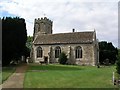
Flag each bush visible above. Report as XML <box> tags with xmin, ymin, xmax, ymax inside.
<box><xmin>116</xmin><ymin>54</ymin><xmax>120</xmax><ymax>74</ymax></box>
<box><xmin>58</xmin><ymin>52</ymin><xmax>68</xmax><ymax>65</ymax></box>
<box><xmin>116</xmin><ymin>61</ymin><xmax>120</xmax><ymax>74</ymax></box>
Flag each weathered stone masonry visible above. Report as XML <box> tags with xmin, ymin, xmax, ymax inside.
<box><xmin>31</xmin><ymin>17</ymin><xmax>99</xmax><ymax>66</ymax></box>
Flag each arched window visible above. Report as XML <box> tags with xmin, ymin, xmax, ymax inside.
<box><xmin>37</xmin><ymin>47</ymin><xmax>43</xmax><ymax>58</ymax></box>
<box><xmin>75</xmin><ymin>46</ymin><xmax>82</xmax><ymax>58</ymax></box>
<box><xmin>55</xmin><ymin>46</ymin><xmax>61</xmax><ymax>58</ymax></box>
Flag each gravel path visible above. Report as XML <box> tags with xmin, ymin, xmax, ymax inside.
<box><xmin>2</xmin><ymin>63</ymin><xmax>28</xmax><ymax>89</ymax></box>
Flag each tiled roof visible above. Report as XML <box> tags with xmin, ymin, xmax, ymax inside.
<box><xmin>34</xmin><ymin>31</ymin><xmax>94</xmax><ymax>45</ymax></box>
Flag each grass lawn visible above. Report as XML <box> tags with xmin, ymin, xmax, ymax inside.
<box><xmin>24</xmin><ymin>64</ymin><xmax>117</xmax><ymax>88</ymax></box>
<box><xmin>0</xmin><ymin>69</ymin><xmax>1</xmax><ymax>84</ymax></box>
<box><xmin>2</xmin><ymin>66</ymin><xmax>16</xmax><ymax>84</ymax></box>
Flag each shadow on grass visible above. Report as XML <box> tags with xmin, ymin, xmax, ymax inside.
<box><xmin>28</xmin><ymin>64</ymin><xmax>83</xmax><ymax>71</ymax></box>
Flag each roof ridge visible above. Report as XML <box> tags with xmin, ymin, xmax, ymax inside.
<box><xmin>52</xmin><ymin>31</ymin><xmax>94</xmax><ymax>35</ymax></box>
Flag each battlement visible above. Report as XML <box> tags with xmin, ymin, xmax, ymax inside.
<box><xmin>33</xmin><ymin>17</ymin><xmax>53</xmax><ymax>38</ymax></box>
<box><xmin>35</xmin><ymin>17</ymin><xmax>52</xmax><ymax>25</ymax></box>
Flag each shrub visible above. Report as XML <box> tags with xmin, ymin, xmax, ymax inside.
<box><xmin>116</xmin><ymin>54</ymin><xmax>120</xmax><ymax>74</ymax></box>
<box><xmin>58</xmin><ymin>52</ymin><xmax>68</xmax><ymax>65</ymax></box>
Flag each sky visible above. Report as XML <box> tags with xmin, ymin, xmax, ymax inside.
<box><xmin>0</xmin><ymin>0</ymin><xmax>119</xmax><ymax>47</ymax></box>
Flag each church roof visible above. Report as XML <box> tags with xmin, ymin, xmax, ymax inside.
<box><xmin>33</xmin><ymin>31</ymin><xmax>95</xmax><ymax>45</ymax></box>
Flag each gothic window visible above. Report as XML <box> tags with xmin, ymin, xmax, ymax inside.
<box><xmin>37</xmin><ymin>47</ymin><xmax>43</xmax><ymax>58</ymax></box>
<box><xmin>55</xmin><ymin>46</ymin><xmax>61</xmax><ymax>58</ymax></box>
<box><xmin>75</xmin><ymin>46</ymin><xmax>82</xmax><ymax>58</ymax></box>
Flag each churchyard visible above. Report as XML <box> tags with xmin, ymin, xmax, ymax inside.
<box><xmin>2</xmin><ymin>66</ymin><xmax>16</xmax><ymax>84</ymax></box>
<box><xmin>2</xmin><ymin>63</ymin><xmax>119</xmax><ymax>88</ymax></box>
<box><xmin>23</xmin><ymin>64</ymin><xmax>117</xmax><ymax>88</ymax></box>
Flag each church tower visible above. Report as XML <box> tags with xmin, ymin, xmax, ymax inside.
<box><xmin>33</xmin><ymin>17</ymin><xmax>53</xmax><ymax>39</ymax></box>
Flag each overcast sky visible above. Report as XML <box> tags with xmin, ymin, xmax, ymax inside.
<box><xmin>0</xmin><ymin>0</ymin><xmax>119</xmax><ymax>47</ymax></box>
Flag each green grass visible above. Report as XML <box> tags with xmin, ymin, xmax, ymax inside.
<box><xmin>0</xmin><ymin>69</ymin><xmax>2</xmax><ymax>84</ymax></box>
<box><xmin>24</xmin><ymin>64</ymin><xmax>117</xmax><ymax>88</ymax></box>
<box><xmin>2</xmin><ymin>66</ymin><xmax>16</xmax><ymax>84</ymax></box>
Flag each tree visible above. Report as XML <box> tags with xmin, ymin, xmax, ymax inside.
<box><xmin>25</xmin><ymin>36</ymin><xmax>33</xmax><ymax>58</ymax></box>
<box><xmin>99</xmin><ymin>41</ymin><xmax>118</xmax><ymax>65</ymax></box>
<box><xmin>2</xmin><ymin>17</ymin><xmax>27</xmax><ymax>66</ymax></box>
<box><xmin>58</xmin><ymin>52</ymin><xmax>68</xmax><ymax>65</ymax></box>
<box><xmin>26</xmin><ymin>36</ymin><xmax>33</xmax><ymax>50</ymax></box>
<box><xmin>116</xmin><ymin>49</ymin><xmax>120</xmax><ymax>74</ymax></box>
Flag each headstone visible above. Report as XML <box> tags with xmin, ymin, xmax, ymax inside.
<box><xmin>21</xmin><ymin>56</ymin><xmax>25</xmax><ymax>62</ymax></box>
<box><xmin>26</xmin><ymin>57</ymin><xmax>29</xmax><ymax>64</ymax></box>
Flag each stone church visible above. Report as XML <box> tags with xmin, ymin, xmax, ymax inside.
<box><xmin>31</xmin><ymin>17</ymin><xmax>99</xmax><ymax>66</ymax></box>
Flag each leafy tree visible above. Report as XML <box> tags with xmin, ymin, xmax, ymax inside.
<box><xmin>26</xmin><ymin>36</ymin><xmax>33</xmax><ymax>50</ymax></box>
<box><xmin>58</xmin><ymin>52</ymin><xmax>68</xmax><ymax>65</ymax></box>
<box><xmin>116</xmin><ymin>49</ymin><xmax>120</xmax><ymax>74</ymax></box>
<box><xmin>99</xmin><ymin>41</ymin><xmax>118</xmax><ymax>65</ymax></box>
<box><xmin>2</xmin><ymin>17</ymin><xmax>27</xmax><ymax>66</ymax></box>
<box><xmin>25</xmin><ymin>36</ymin><xmax>33</xmax><ymax>58</ymax></box>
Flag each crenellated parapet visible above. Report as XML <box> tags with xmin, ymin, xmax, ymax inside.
<box><xmin>33</xmin><ymin>17</ymin><xmax>53</xmax><ymax>40</ymax></box>
<box><xmin>35</xmin><ymin>17</ymin><xmax>52</xmax><ymax>25</ymax></box>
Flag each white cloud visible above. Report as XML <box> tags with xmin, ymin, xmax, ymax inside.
<box><xmin>0</xmin><ymin>0</ymin><xmax>118</xmax><ymax>47</ymax></box>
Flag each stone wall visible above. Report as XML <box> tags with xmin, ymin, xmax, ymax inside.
<box><xmin>32</xmin><ymin>43</ymin><xmax>97</xmax><ymax>66</ymax></box>
<box><xmin>33</xmin><ymin>17</ymin><xmax>53</xmax><ymax>38</ymax></box>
